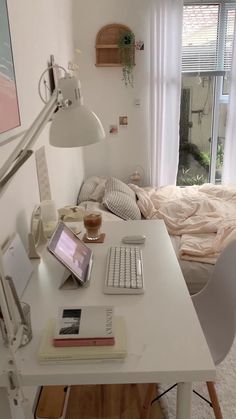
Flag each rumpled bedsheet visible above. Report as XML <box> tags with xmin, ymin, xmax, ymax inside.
<box><xmin>129</xmin><ymin>183</ymin><xmax>236</xmax><ymax>264</ymax></box>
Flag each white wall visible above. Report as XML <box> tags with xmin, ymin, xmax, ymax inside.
<box><xmin>73</xmin><ymin>0</ymin><xmax>150</xmax><ymax>185</ymax></box>
<box><xmin>0</xmin><ymin>0</ymin><xmax>84</xmax><ymax>249</ymax></box>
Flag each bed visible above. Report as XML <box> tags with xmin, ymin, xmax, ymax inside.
<box><xmin>60</xmin><ymin>176</ymin><xmax>236</xmax><ymax>295</ymax></box>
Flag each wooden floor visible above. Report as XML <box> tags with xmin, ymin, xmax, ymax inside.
<box><xmin>65</xmin><ymin>384</ymin><xmax>165</xmax><ymax>419</ymax></box>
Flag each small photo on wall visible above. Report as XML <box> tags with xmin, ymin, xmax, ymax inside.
<box><xmin>109</xmin><ymin>125</ymin><xmax>118</xmax><ymax>135</ymax></box>
<box><xmin>136</xmin><ymin>41</ymin><xmax>144</xmax><ymax>51</ymax></box>
<box><xmin>119</xmin><ymin>116</ymin><xmax>128</xmax><ymax>126</ymax></box>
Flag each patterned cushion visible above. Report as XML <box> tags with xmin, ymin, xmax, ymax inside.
<box><xmin>89</xmin><ymin>178</ymin><xmax>107</xmax><ymax>202</ymax></box>
<box><xmin>77</xmin><ymin>176</ymin><xmax>107</xmax><ymax>204</ymax></box>
<box><xmin>103</xmin><ymin>178</ymin><xmax>141</xmax><ymax>220</ymax></box>
<box><xmin>103</xmin><ymin>191</ymin><xmax>141</xmax><ymax>220</ymax></box>
<box><xmin>105</xmin><ymin>177</ymin><xmax>135</xmax><ymax>199</ymax></box>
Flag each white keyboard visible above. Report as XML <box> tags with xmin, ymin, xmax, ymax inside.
<box><xmin>104</xmin><ymin>246</ymin><xmax>144</xmax><ymax>294</ymax></box>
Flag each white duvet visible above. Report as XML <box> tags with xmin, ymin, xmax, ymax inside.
<box><xmin>129</xmin><ymin>183</ymin><xmax>236</xmax><ymax>264</ymax></box>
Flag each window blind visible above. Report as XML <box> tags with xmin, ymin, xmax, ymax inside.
<box><xmin>224</xmin><ymin>5</ymin><xmax>236</xmax><ymax>70</ymax></box>
<box><xmin>182</xmin><ymin>2</ymin><xmax>236</xmax><ymax>73</ymax></box>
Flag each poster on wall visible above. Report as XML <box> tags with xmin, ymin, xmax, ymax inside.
<box><xmin>0</xmin><ymin>0</ymin><xmax>20</xmax><ymax>135</ymax></box>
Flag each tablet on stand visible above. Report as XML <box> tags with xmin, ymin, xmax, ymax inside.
<box><xmin>48</xmin><ymin>222</ymin><xmax>93</xmax><ymax>290</ymax></box>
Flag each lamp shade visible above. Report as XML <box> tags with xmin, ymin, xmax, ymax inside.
<box><xmin>49</xmin><ymin>105</ymin><xmax>105</xmax><ymax>147</ymax></box>
<box><xmin>49</xmin><ymin>75</ymin><xmax>105</xmax><ymax>147</ymax></box>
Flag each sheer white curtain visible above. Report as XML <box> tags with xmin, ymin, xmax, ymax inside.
<box><xmin>149</xmin><ymin>0</ymin><xmax>183</xmax><ymax>187</ymax></box>
<box><xmin>222</xmin><ymin>25</ymin><xmax>236</xmax><ymax>185</ymax></box>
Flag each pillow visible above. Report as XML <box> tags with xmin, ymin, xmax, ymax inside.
<box><xmin>103</xmin><ymin>191</ymin><xmax>141</xmax><ymax>220</ymax></box>
<box><xmin>89</xmin><ymin>178</ymin><xmax>107</xmax><ymax>202</ymax></box>
<box><xmin>105</xmin><ymin>177</ymin><xmax>135</xmax><ymax>198</ymax></box>
<box><xmin>103</xmin><ymin>178</ymin><xmax>141</xmax><ymax>220</ymax></box>
<box><xmin>77</xmin><ymin>176</ymin><xmax>107</xmax><ymax>204</ymax></box>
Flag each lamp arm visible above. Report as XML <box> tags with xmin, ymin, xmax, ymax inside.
<box><xmin>0</xmin><ymin>151</ymin><xmax>33</xmax><ymax>190</ymax></box>
<box><xmin>0</xmin><ymin>90</ymin><xmax>58</xmax><ymax>187</ymax></box>
<box><xmin>0</xmin><ymin>252</ymin><xmax>15</xmax><ymax>344</ymax></box>
<box><xmin>0</xmin><ymin>90</ymin><xmax>58</xmax><ymax>346</ymax></box>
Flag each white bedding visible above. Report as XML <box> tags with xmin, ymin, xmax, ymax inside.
<box><xmin>170</xmin><ymin>236</ymin><xmax>213</xmax><ymax>294</ymax></box>
<box><xmin>129</xmin><ymin>183</ymin><xmax>236</xmax><ymax>264</ymax></box>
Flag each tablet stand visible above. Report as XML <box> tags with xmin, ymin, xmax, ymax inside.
<box><xmin>59</xmin><ymin>257</ymin><xmax>93</xmax><ymax>290</ymax></box>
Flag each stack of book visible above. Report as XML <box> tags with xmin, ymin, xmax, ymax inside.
<box><xmin>38</xmin><ymin>306</ymin><xmax>127</xmax><ymax>363</ymax></box>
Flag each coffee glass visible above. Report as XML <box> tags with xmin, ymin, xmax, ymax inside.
<box><xmin>83</xmin><ymin>210</ymin><xmax>102</xmax><ymax>240</ymax></box>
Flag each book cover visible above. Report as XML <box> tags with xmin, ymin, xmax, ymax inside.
<box><xmin>38</xmin><ymin>316</ymin><xmax>126</xmax><ymax>363</ymax></box>
<box><xmin>54</xmin><ymin>306</ymin><xmax>114</xmax><ymax>340</ymax></box>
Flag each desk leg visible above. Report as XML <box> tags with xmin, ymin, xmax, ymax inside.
<box><xmin>0</xmin><ymin>387</ymin><xmax>13</xmax><ymax>419</ymax></box>
<box><xmin>0</xmin><ymin>387</ymin><xmax>34</xmax><ymax>419</ymax></box>
<box><xmin>176</xmin><ymin>382</ymin><xmax>192</xmax><ymax>419</ymax></box>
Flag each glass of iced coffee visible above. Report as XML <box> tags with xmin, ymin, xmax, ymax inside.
<box><xmin>83</xmin><ymin>210</ymin><xmax>102</xmax><ymax>240</ymax></box>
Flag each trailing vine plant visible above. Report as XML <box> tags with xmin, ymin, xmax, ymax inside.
<box><xmin>118</xmin><ymin>30</ymin><xmax>135</xmax><ymax>87</ymax></box>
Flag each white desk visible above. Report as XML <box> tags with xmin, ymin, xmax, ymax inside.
<box><xmin>0</xmin><ymin>220</ymin><xmax>215</xmax><ymax>419</ymax></box>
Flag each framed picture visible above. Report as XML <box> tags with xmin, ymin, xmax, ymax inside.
<box><xmin>109</xmin><ymin>125</ymin><xmax>118</xmax><ymax>135</ymax></box>
<box><xmin>0</xmin><ymin>0</ymin><xmax>20</xmax><ymax>135</ymax></box>
<box><xmin>119</xmin><ymin>116</ymin><xmax>128</xmax><ymax>126</ymax></box>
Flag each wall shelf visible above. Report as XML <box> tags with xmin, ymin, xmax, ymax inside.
<box><xmin>96</xmin><ymin>63</ymin><xmax>122</xmax><ymax>67</ymax></box>
<box><xmin>95</xmin><ymin>24</ymin><xmax>135</xmax><ymax>67</ymax></box>
<box><xmin>96</xmin><ymin>44</ymin><xmax>118</xmax><ymax>49</ymax></box>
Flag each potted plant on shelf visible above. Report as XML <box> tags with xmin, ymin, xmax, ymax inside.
<box><xmin>118</xmin><ymin>30</ymin><xmax>135</xmax><ymax>87</ymax></box>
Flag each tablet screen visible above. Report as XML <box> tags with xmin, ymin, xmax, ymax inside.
<box><xmin>48</xmin><ymin>222</ymin><xmax>92</xmax><ymax>283</ymax></box>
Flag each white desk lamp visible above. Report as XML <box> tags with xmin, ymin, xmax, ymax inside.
<box><xmin>0</xmin><ymin>65</ymin><xmax>105</xmax><ymax>418</ymax></box>
<box><xmin>0</xmin><ymin>66</ymin><xmax>105</xmax><ymax>190</ymax></box>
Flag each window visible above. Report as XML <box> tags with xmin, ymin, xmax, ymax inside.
<box><xmin>177</xmin><ymin>1</ymin><xmax>236</xmax><ymax>186</ymax></box>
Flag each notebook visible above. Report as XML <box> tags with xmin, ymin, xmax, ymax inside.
<box><xmin>38</xmin><ymin>316</ymin><xmax>127</xmax><ymax>364</ymax></box>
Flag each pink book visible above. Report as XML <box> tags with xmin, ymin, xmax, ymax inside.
<box><xmin>53</xmin><ymin>336</ymin><xmax>115</xmax><ymax>347</ymax></box>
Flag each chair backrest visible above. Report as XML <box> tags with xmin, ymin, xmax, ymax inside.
<box><xmin>192</xmin><ymin>239</ymin><xmax>236</xmax><ymax>365</ymax></box>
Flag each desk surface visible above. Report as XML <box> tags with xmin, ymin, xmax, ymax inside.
<box><xmin>0</xmin><ymin>220</ymin><xmax>215</xmax><ymax>387</ymax></box>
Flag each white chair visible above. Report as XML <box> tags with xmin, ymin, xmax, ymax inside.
<box><xmin>145</xmin><ymin>239</ymin><xmax>236</xmax><ymax>419</ymax></box>
<box><xmin>190</xmin><ymin>238</ymin><xmax>236</xmax><ymax>419</ymax></box>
